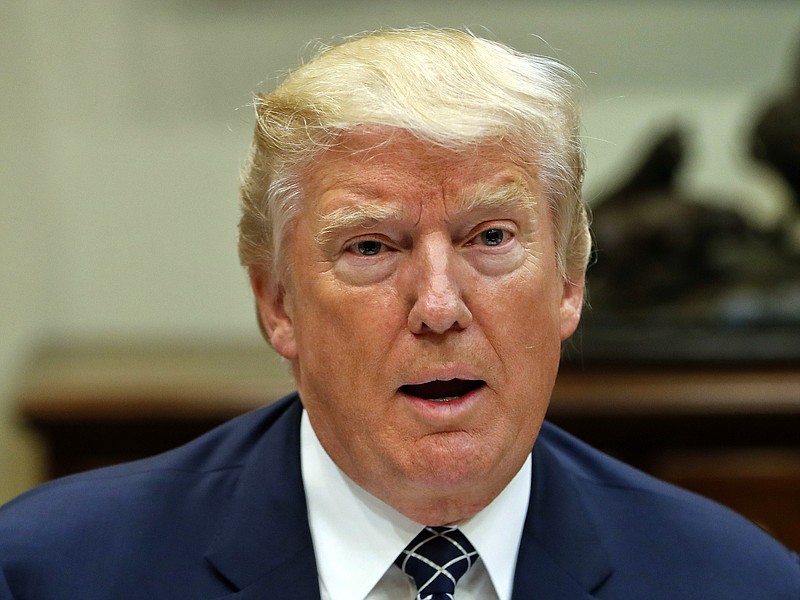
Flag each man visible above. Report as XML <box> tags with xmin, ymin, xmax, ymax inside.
<box><xmin>1</xmin><ymin>28</ymin><xmax>798</xmax><ymax>599</ymax></box>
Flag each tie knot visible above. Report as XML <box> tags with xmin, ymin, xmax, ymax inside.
<box><xmin>395</xmin><ymin>526</ymin><xmax>480</xmax><ymax>600</ymax></box>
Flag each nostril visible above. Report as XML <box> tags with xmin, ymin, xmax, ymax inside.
<box><xmin>408</xmin><ymin>293</ymin><xmax>473</xmax><ymax>335</ymax></box>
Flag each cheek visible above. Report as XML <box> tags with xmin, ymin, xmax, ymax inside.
<box><xmin>485</xmin><ymin>262</ymin><xmax>563</xmax><ymax>328</ymax></box>
<box><xmin>477</xmin><ymin>267</ymin><xmax>564</xmax><ymax>395</ymax></box>
<box><xmin>292</xmin><ymin>276</ymin><xmax>405</xmax><ymax>367</ymax></box>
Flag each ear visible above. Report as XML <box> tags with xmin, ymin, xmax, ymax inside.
<box><xmin>249</xmin><ymin>266</ymin><xmax>298</xmax><ymax>360</ymax></box>
<box><xmin>559</xmin><ymin>275</ymin><xmax>585</xmax><ymax>341</ymax></box>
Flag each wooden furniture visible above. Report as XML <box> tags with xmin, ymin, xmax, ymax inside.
<box><xmin>16</xmin><ymin>341</ymin><xmax>294</xmax><ymax>477</ymax></box>
<box><xmin>17</xmin><ymin>341</ymin><xmax>800</xmax><ymax>550</ymax></box>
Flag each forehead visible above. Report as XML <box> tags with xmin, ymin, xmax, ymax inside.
<box><xmin>302</xmin><ymin>129</ymin><xmax>538</xmax><ymax>213</ymax></box>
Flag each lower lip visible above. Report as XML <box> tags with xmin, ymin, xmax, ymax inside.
<box><xmin>400</xmin><ymin>385</ymin><xmax>484</xmax><ymax>419</ymax></box>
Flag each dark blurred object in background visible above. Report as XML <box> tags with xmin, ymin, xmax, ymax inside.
<box><xmin>580</xmin><ymin>37</ymin><xmax>800</xmax><ymax>364</ymax></box>
<box><xmin>752</xmin><ymin>34</ymin><xmax>800</xmax><ymax>207</ymax></box>
<box><xmin>590</xmin><ymin>128</ymin><xmax>751</xmax><ymax>312</ymax></box>
<box><xmin>587</xmin><ymin>123</ymin><xmax>800</xmax><ymax>330</ymax></box>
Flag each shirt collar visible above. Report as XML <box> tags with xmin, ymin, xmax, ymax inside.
<box><xmin>300</xmin><ymin>409</ymin><xmax>531</xmax><ymax>600</ymax></box>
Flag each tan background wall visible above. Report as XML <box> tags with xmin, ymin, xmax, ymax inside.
<box><xmin>2</xmin><ymin>0</ymin><xmax>799</xmax><ymax>503</ymax></box>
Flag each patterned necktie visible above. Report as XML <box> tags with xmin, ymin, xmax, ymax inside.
<box><xmin>395</xmin><ymin>526</ymin><xmax>480</xmax><ymax>600</ymax></box>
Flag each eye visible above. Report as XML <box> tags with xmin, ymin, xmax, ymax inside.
<box><xmin>351</xmin><ymin>240</ymin><xmax>383</xmax><ymax>256</ymax></box>
<box><xmin>479</xmin><ymin>228</ymin><xmax>507</xmax><ymax>246</ymax></box>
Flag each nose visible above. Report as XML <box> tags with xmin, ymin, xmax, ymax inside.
<box><xmin>407</xmin><ymin>237</ymin><xmax>473</xmax><ymax>335</ymax></box>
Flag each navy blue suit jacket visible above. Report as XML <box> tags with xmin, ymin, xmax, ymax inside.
<box><xmin>1</xmin><ymin>393</ymin><xmax>799</xmax><ymax>598</ymax></box>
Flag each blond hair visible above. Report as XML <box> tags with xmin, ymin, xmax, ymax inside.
<box><xmin>239</xmin><ymin>28</ymin><xmax>590</xmax><ymax>291</ymax></box>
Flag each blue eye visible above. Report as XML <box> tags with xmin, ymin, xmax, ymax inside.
<box><xmin>480</xmin><ymin>228</ymin><xmax>506</xmax><ymax>246</ymax></box>
<box><xmin>355</xmin><ymin>240</ymin><xmax>383</xmax><ymax>256</ymax></box>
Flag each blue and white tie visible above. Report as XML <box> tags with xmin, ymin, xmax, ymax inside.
<box><xmin>395</xmin><ymin>526</ymin><xmax>479</xmax><ymax>600</ymax></box>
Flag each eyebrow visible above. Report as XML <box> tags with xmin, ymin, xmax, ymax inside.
<box><xmin>313</xmin><ymin>179</ymin><xmax>538</xmax><ymax>246</ymax></box>
<box><xmin>453</xmin><ymin>179</ymin><xmax>538</xmax><ymax>215</ymax></box>
<box><xmin>314</xmin><ymin>202</ymin><xmax>404</xmax><ymax>246</ymax></box>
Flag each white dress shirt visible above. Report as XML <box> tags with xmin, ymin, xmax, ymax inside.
<box><xmin>301</xmin><ymin>410</ymin><xmax>531</xmax><ymax>600</ymax></box>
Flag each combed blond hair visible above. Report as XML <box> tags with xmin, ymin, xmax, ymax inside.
<box><xmin>239</xmin><ymin>28</ymin><xmax>590</xmax><ymax>291</ymax></box>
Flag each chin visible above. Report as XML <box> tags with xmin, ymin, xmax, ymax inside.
<box><xmin>404</xmin><ymin>436</ymin><xmax>508</xmax><ymax>490</ymax></box>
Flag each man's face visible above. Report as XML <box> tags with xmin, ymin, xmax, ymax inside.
<box><xmin>252</xmin><ymin>129</ymin><xmax>583</xmax><ymax>524</ymax></box>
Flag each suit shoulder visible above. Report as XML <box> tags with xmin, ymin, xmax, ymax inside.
<box><xmin>536</xmin><ymin>420</ymin><xmax>772</xmax><ymax>525</ymax></box>
<box><xmin>0</xmin><ymin>394</ymin><xmax>301</xmax><ymax>565</ymax></box>
<box><xmin>537</xmin><ymin>420</ymin><xmax>680</xmax><ymax>493</ymax></box>
<box><xmin>536</xmin><ymin>420</ymin><xmax>800</xmax><ymax>595</ymax></box>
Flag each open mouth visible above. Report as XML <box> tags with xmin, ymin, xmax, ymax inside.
<box><xmin>399</xmin><ymin>379</ymin><xmax>485</xmax><ymax>402</ymax></box>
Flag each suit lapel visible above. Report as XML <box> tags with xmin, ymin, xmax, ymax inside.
<box><xmin>202</xmin><ymin>402</ymin><xmax>613</xmax><ymax>599</ymax></box>
<box><xmin>511</xmin><ymin>424</ymin><xmax>614</xmax><ymax>600</ymax></box>
<box><xmin>205</xmin><ymin>397</ymin><xmax>321</xmax><ymax>600</ymax></box>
